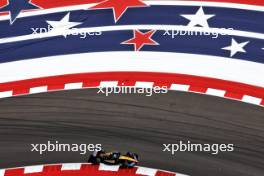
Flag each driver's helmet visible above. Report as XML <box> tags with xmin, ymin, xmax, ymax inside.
<box><xmin>111</xmin><ymin>152</ymin><xmax>120</xmax><ymax>159</ymax></box>
<box><xmin>126</xmin><ymin>152</ymin><xmax>133</xmax><ymax>157</ymax></box>
<box><xmin>93</xmin><ymin>149</ymin><xmax>105</xmax><ymax>157</ymax></box>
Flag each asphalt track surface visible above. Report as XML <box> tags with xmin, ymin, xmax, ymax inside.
<box><xmin>0</xmin><ymin>89</ymin><xmax>264</xmax><ymax>176</ymax></box>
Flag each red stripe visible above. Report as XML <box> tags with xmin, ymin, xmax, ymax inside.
<box><xmin>29</xmin><ymin>0</ymin><xmax>264</xmax><ymax>7</ymax></box>
<box><xmin>0</xmin><ymin>72</ymin><xmax>263</xmax><ymax>101</ymax></box>
<box><xmin>43</xmin><ymin>165</ymin><xmax>62</xmax><ymax>172</ymax></box>
<box><xmin>188</xmin><ymin>86</ymin><xmax>207</xmax><ymax>93</ymax></box>
<box><xmin>31</xmin><ymin>0</ymin><xmax>101</xmax><ymax>8</ymax></box>
<box><xmin>224</xmin><ymin>92</ymin><xmax>243</xmax><ymax>99</ymax></box>
<box><xmin>156</xmin><ymin>171</ymin><xmax>176</xmax><ymax>176</ymax></box>
<box><xmin>83</xmin><ymin>80</ymin><xmax>101</xmax><ymax>88</ymax></box>
<box><xmin>12</xmin><ymin>88</ymin><xmax>29</xmax><ymax>96</ymax></box>
<box><xmin>47</xmin><ymin>84</ymin><xmax>66</xmax><ymax>91</ymax></box>
<box><xmin>4</xmin><ymin>168</ymin><xmax>25</xmax><ymax>176</ymax></box>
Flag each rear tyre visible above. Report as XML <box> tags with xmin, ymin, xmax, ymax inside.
<box><xmin>88</xmin><ymin>155</ymin><xmax>101</xmax><ymax>164</ymax></box>
<box><xmin>122</xmin><ymin>160</ymin><xmax>129</xmax><ymax>168</ymax></box>
<box><xmin>95</xmin><ymin>157</ymin><xmax>101</xmax><ymax>164</ymax></box>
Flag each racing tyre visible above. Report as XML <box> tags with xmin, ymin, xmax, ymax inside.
<box><xmin>88</xmin><ymin>155</ymin><xmax>101</xmax><ymax>164</ymax></box>
<box><xmin>121</xmin><ymin>160</ymin><xmax>136</xmax><ymax>168</ymax></box>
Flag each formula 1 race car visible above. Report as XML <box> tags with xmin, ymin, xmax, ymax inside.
<box><xmin>88</xmin><ymin>150</ymin><xmax>139</xmax><ymax>168</ymax></box>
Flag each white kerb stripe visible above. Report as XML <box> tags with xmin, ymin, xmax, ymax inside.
<box><xmin>1</xmin><ymin>52</ymin><xmax>264</xmax><ymax>88</ymax></box>
<box><xmin>170</xmin><ymin>84</ymin><xmax>190</xmax><ymax>91</ymax></box>
<box><xmin>98</xmin><ymin>163</ymin><xmax>120</xmax><ymax>171</ymax></box>
<box><xmin>24</xmin><ymin>165</ymin><xmax>44</xmax><ymax>173</ymax></box>
<box><xmin>242</xmin><ymin>95</ymin><xmax>262</xmax><ymax>105</ymax></box>
<box><xmin>0</xmin><ymin>169</ymin><xmax>5</xmax><ymax>176</ymax></box>
<box><xmin>206</xmin><ymin>88</ymin><xmax>226</xmax><ymax>97</ymax></box>
<box><xmin>135</xmin><ymin>82</ymin><xmax>154</xmax><ymax>88</ymax></box>
<box><xmin>147</xmin><ymin>1</ymin><xmax>264</xmax><ymax>12</ymax></box>
<box><xmin>30</xmin><ymin>86</ymin><xmax>48</xmax><ymax>94</ymax></box>
<box><xmin>99</xmin><ymin>81</ymin><xmax>119</xmax><ymax>87</ymax></box>
<box><xmin>61</xmin><ymin>163</ymin><xmax>82</xmax><ymax>170</ymax></box>
<box><xmin>64</xmin><ymin>82</ymin><xmax>83</xmax><ymax>90</ymax></box>
<box><xmin>136</xmin><ymin>167</ymin><xmax>157</xmax><ymax>176</ymax></box>
<box><xmin>0</xmin><ymin>91</ymin><xmax>13</xmax><ymax>98</ymax></box>
<box><xmin>176</xmin><ymin>173</ymin><xmax>190</xmax><ymax>176</ymax></box>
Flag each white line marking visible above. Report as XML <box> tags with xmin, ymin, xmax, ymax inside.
<box><xmin>0</xmin><ymin>52</ymin><xmax>263</xmax><ymax>89</ymax></box>
<box><xmin>0</xmin><ymin>91</ymin><xmax>13</xmax><ymax>98</ymax></box>
<box><xmin>147</xmin><ymin>1</ymin><xmax>264</xmax><ymax>11</ymax></box>
<box><xmin>61</xmin><ymin>163</ymin><xmax>82</xmax><ymax>170</ymax></box>
<box><xmin>242</xmin><ymin>95</ymin><xmax>262</xmax><ymax>105</ymax></box>
<box><xmin>30</xmin><ymin>86</ymin><xmax>48</xmax><ymax>94</ymax></box>
<box><xmin>206</xmin><ymin>88</ymin><xmax>226</xmax><ymax>97</ymax></box>
<box><xmin>24</xmin><ymin>165</ymin><xmax>44</xmax><ymax>173</ymax></box>
<box><xmin>99</xmin><ymin>81</ymin><xmax>119</xmax><ymax>87</ymax></box>
<box><xmin>0</xmin><ymin>3</ymin><xmax>96</xmax><ymax>21</ymax></box>
<box><xmin>64</xmin><ymin>82</ymin><xmax>83</xmax><ymax>90</ymax></box>
<box><xmin>135</xmin><ymin>82</ymin><xmax>154</xmax><ymax>88</ymax></box>
<box><xmin>98</xmin><ymin>163</ymin><xmax>120</xmax><ymax>171</ymax></box>
<box><xmin>136</xmin><ymin>167</ymin><xmax>157</xmax><ymax>176</ymax></box>
<box><xmin>176</xmin><ymin>173</ymin><xmax>190</xmax><ymax>176</ymax></box>
<box><xmin>0</xmin><ymin>169</ymin><xmax>5</xmax><ymax>176</ymax></box>
<box><xmin>170</xmin><ymin>84</ymin><xmax>190</xmax><ymax>91</ymax></box>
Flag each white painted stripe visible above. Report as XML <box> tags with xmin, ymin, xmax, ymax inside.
<box><xmin>24</xmin><ymin>165</ymin><xmax>44</xmax><ymax>173</ymax></box>
<box><xmin>147</xmin><ymin>1</ymin><xmax>264</xmax><ymax>12</ymax></box>
<box><xmin>0</xmin><ymin>0</ymin><xmax>262</xmax><ymax>22</ymax></box>
<box><xmin>61</xmin><ymin>163</ymin><xmax>82</xmax><ymax>170</ymax></box>
<box><xmin>176</xmin><ymin>173</ymin><xmax>189</xmax><ymax>176</ymax></box>
<box><xmin>0</xmin><ymin>4</ymin><xmax>96</xmax><ymax>21</ymax></box>
<box><xmin>0</xmin><ymin>169</ymin><xmax>5</xmax><ymax>176</ymax></box>
<box><xmin>30</xmin><ymin>86</ymin><xmax>48</xmax><ymax>94</ymax></box>
<box><xmin>136</xmin><ymin>167</ymin><xmax>157</xmax><ymax>176</ymax></box>
<box><xmin>0</xmin><ymin>25</ymin><xmax>263</xmax><ymax>44</ymax></box>
<box><xmin>170</xmin><ymin>84</ymin><xmax>190</xmax><ymax>91</ymax></box>
<box><xmin>206</xmin><ymin>88</ymin><xmax>226</xmax><ymax>97</ymax></box>
<box><xmin>99</xmin><ymin>81</ymin><xmax>119</xmax><ymax>87</ymax></box>
<box><xmin>0</xmin><ymin>91</ymin><xmax>13</xmax><ymax>98</ymax></box>
<box><xmin>242</xmin><ymin>95</ymin><xmax>262</xmax><ymax>105</ymax></box>
<box><xmin>64</xmin><ymin>82</ymin><xmax>83</xmax><ymax>90</ymax></box>
<box><xmin>98</xmin><ymin>163</ymin><xmax>120</xmax><ymax>171</ymax></box>
<box><xmin>135</xmin><ymin>82</ymin><xmax>154</xmax><ymax>88</ymax></box>
<box><xmin>0</xmin><ymin>52</ymin><xmax>264</xmax><ymax>89</ymax></box>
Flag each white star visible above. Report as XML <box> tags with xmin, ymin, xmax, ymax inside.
<box><xmin>180</xmin><ymin>7</ymin><xmax>215</xmax><ymax>28</ymax></box>
<box><xmin>222</xmin><ymin>38</ymin><xmax>249</xmax><ymax>57</ymax></box>
<box><xmin>46</xmin><ymin>13</ymin><xmax>82</xmax><ymax>36</ymax></box>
